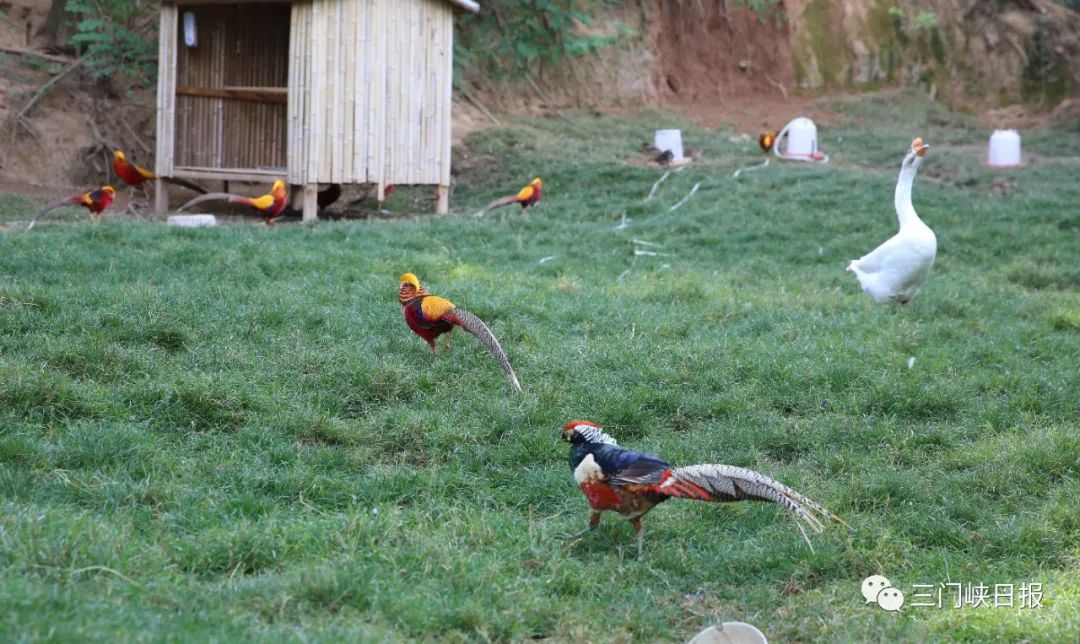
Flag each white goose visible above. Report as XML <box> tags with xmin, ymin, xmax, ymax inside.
<box><xmin>848</xmin><ymin>137</ymin><xmax>937</xmax><ymax>304</ymax></box>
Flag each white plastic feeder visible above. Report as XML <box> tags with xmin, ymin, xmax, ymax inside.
<box><xmin>987</xmin><ymin>129</ymin><xmax>1021</xmax><ymax>168</ymax></box>
<box><xmin>775</xmin><ymin>117</ymin><xmax>826</xmax><ymax>161</ymax></box>
<box><xmin>168</xmin><ymin>214</ymin><xmax>217</xmax><ymax>227</ymax></box>
<box><xmin>654</xmin><ymin>129</ymin><xmax>684</xmax><ymax>160</ymax></box>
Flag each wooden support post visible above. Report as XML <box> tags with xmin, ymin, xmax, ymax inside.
<box><xmin>154</xmin><ymin>178</ymin><xmax>168</xmax><ymax>216</ymax></box>
<box><xmin>435</xmin><ymin>184</ymin><xmax>449</xmax><ymax>215</ymax></box>
<box><xmin>302</xmin><ymin>183</ymin><xmax>318</xmax><ymax>222</ymax></box>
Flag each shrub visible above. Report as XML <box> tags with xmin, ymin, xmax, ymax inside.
<box><xmin>66</xmin><ymin>0</ymin><xmax>157</xmax><ymax>85</ymax></box>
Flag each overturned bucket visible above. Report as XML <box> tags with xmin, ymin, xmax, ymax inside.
<box><xmin>987</xmin><ymin>129</ymin><xmax>1022</xmax><ymax>168</ymax></box>
<box><xmin>654</xmin><ymin>129</ymin><xmax>684</xmax><ymax>161</ymax></box>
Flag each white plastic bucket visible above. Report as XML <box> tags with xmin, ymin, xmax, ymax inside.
<box><xmin>987</xmin><ymin>129</ymin><xmax>1021</xmax><ymax>168</ymax></box>
<box><xmin>654</xmin><ymin>129</ymin><xmax>684</xmax><ymax>160</ymax></box>
<box><xmin>781</xmin><ymin>117</ymin><xmax>817</xmax><ymax>158</ymax></box>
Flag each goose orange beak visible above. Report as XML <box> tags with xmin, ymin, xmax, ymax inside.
<box><xmin>913</xmin><ymin>137</ymin><xmax>929</xmax><ymax>157</ymax></box>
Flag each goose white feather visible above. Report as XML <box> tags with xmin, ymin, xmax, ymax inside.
<box><xmin>848</xmin><ymin>138</ymin><xmax>937</xmax><ymax>304</ymax></box>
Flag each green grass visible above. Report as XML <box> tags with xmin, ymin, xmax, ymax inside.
<box><xmin>1</xmin><ymin>92</ymin><xmax>1078</xmax><ymax>641</ymax></box>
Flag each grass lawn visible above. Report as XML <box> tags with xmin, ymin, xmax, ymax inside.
<box><xmin>1</xmin><ymin>91</ymin><xmax>1078</xmax><ymax>641</ymax></box>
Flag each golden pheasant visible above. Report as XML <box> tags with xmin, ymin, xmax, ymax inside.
<box><xmin>112</xmin><ymin>150</ymin><xmax>206</xmax><ymax>194</ymax></box>
<box><xmin>481</xmin><ymin>177</ymin><xmax>542</xmax><ymax>213</ymax></box>
<box><xmin>732</xmin><ymin>132</ymin><xmax>777</xmax><ymax>178</ymax></box>
<box><xmin>398</xmin><ymin>273</ymin><xmax>521</xmax><ymax>391</ymax></box>
<box><xmin>177</xmin><ymin>180</ymin><xmax>288</xmax><ymax>225</ymax></box>
<box><xmin>562</xmin><ymin>420</ymin><xmax>846</xmax><ymax>556</ymax></box>
<box><xmin>759</xmin><ymin>131</ymin><xmax>777</xmax><ymax>153</ymax></box>
<box><xmin>27</xmin><ymin>185</ymin><xmax>116</xmax><ymax>230</ymax></box>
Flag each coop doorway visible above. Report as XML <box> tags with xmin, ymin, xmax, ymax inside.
<box><xmin>171</xmin><ymin>2</ymin><xmax>290</xmax><ymax>182</ymax></box>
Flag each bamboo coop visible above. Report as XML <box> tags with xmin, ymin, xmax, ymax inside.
<box><xmin>154</xmin><ymin>0</ymin><xmax>480</xmax><ymax>219</ymax></box>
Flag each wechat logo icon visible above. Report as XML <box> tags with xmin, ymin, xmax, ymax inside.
<box><xmin>862</xmin><ymin>575</ymin><xmax>904</xmax><ymax>612</ymax></box>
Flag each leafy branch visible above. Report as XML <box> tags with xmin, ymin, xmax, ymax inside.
<box><xmin>453</xmin><ymin>0</ymin><xmax>631</xmax><ymax>83</ymax></box>
<box><xmin>66</xmin><ymin>0</ymin><xmax>158</xmax><ymax>85</ymax></box>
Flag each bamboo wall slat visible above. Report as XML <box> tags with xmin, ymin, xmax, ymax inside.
<box><xmin>305</xmin><ymin>0</ymin><xmax>322</xmax><ymax>179</ymax></box>
<box><xmin>351</xmin><ymin>0</ymin><xmax>371</xmax><ymax>180</ymax></box>
<box><xmin>439</xmin><ymin>0</ymin><xmax>453</xmax><ymax>185</ymax></box>
<box><xmin>367</xmin><ymin>0</ymin><xmax>385</xmax><ymax>187</ymax></box>
<box><xmin>287</xmin><ymin>1</ymin><xmax>309</xmax><ymax>182</ymax></box>
<box><xmin>341</xmin><ymin>0</ymin><xmax>356</xmax><ymax>181</ymax></box>
<box><xmin>156</xmin><ymin>6</ymin><xmax>178</xmax><ymax>174</ymax></box>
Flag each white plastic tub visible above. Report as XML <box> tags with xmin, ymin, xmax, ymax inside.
<box><xmin>987</xmin><ymin>129</ymin><xmax>1021</xmax><ymax>168</ymax></box>
<box><xmin>781</xmin><ymin>117</ymin><xmax>817</xmax><ymax>158</ymax></box>
<box><xmin>654</xmin><ymin>129</ymin><xmax>684</xmax><ymax>160</ymax></box>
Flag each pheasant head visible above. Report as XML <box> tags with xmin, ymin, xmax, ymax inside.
<box><xmin>529</xmin><ymin>177</ymin><xmax>543</xmax><ymax>189</ymax></box>
<box><xmin>102</xmin><ymin>186</ymin><xmax>117</xmax><ymax>197</ymax></box>
<box><xmin>113</xmin><ymin>150</ymin><xmax>127</xmax><ymax>163</ymax></box>
<box><xmin>561</xmin><ymin>420</ymin><xmax>618</xmax><ymax>445</ymax></box>
<box><xmin>399</xmin><ymin>272</ymin><xmax>428</xmax><ymax>303</ymax></box>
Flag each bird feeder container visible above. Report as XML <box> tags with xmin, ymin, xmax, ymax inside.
<box><xmin>987</xmin><ymin>129</ymin><xmax>1022</xmax><ymax>168</ymax></box>
<box><xmin>167</xmin><ymin>214</ymin><xmax>217</xmax><ymax>227</ymax></box>
<box><xmin>654</xmin><ymin>129</ymin><xmax>684</xmax><ymax>160</ymax></box>
<box><xmin>778</xmin><ymin>117</ymin><xmax>818</xmax><ymax>159</ymax></box>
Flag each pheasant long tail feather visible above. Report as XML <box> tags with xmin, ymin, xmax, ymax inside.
<box><xmin>660</xmin><ymin>464</ymin><xmax>846</xmax><ymax>549</ymax></box>
<box><xmin>448</xmin><ymin>306</ymin><xmax>522</xmax><ymax>391</ymax></box>
<box><xmin>26</xmin><ymin>198</ymin><xmax>74</xmax><ymax>230</ymax></box>
<box><xmin>161</xmin><ymin>176</ymin><xmax>208</xmax><ymax>194</ymax></box>
<box><xmin>176</xmin><ymin>192</ymin><xmax>246</xmax><ymax>212</ymax></box>
<box><xmin>481</xmin><ymin>194</ymin><xmax>518</xmax><ymax>213</ymax></box>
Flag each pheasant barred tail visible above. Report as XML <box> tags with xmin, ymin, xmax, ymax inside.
<box><xmin>26</xmin><ymin>198</ymin><xmax>72</xmax><ymax>230</ymax></box>
<box><xmin>481</xmin><ymin>194</ymin><xmax>518</xmax><ymax>213</ymax></box>
<box><xmin>176</xmin><ymin>193</ymin><xmax>240</xmax><ymax>212</ymax></box>
<box><xmin>162</xmin><ymin>176</ymin><xmax>208</xmax><ymax>194</ymax></box>
<box><xmin>450</xmin><ymin>306</ymin><xmax>522</xmax><ymax>391</ymax></box>
<box><xmin>661</xmin><ymin>464</ymin><xmax>846</xmax><ymax>547</ymax></box>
